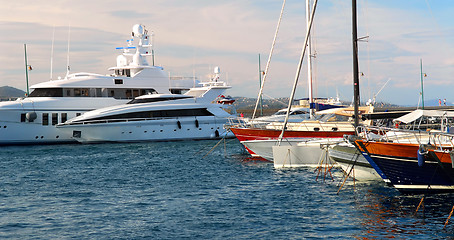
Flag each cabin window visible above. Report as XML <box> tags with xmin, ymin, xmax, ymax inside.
<box><xmin>133</xmin><ymin>89</ymin><xmax>139</xmax><ymax>97</ymax></box>
<box><xmin>109</xmin><ymin>90</ymin><xmax>115</xmax><ymax>97</ymax></box>
<box><xmin>96</xmin><ymin>88</ymin><xmax>102</xmax><ymax>97</ymax></box>
<box><xmin>76</xmin><ymin>113</ymin><xmax>81</xmax><ymax>117</ymax></box>
<box><xmin>126</xmin><ymin>89</ymin><xmax>132</xmax><ymax>98</ymax></box>
<box><xmin>74</xmin><ymin>89</ymin><xmax>81</xmax><ymax>97</ymax></box>
<box><xmin>61</xmin><ymin>113</ymin><xmax>67</xmax><ymax>123</ymax></box>
<box><xmin>80</xmin><ymin>89</ymin><xmax>89</xmax><ymax>97</ymax></box>
<box><xmin>114</xmin><ymin>79</ymin><xmax>123</xmax><ymax>84</ymax></box>
<box><xmin>52</xmin><ymin>113</ymin><xmax>58</xmax><ymax>125</ymax></box>
<box><xmin>42</xmin><ymin>113</ymin><xmax>49</xmax><ymax>126</ymax></box>
<box><xmin>76</xmin><ymin>108</ymin><xmax>213</xmax><ymax>123</ymax></box>
<box><xmin>141</xmin><ymin>89</ymin><xmax>158</xmax><ymax>95</ymax></box>
<box><xmin>21</xmin><ymin>113</ymin><xmax>26</xmax><ymax>122</ymax></box>
<box><xmin>29</xmin><ymin>88</ymin><xmax>63</xmax><ymax>97</ymax></box>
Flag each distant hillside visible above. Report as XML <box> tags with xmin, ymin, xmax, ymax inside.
<box><xmin>0</xmin><ymin>86</ymin><xmax>26</xmax><ymax>100</ymax></box>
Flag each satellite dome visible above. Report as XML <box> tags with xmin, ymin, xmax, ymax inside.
<box><xmin>132</xmin><ymin>24</ymin><xmax>145</xmax><ymax>37</ymax></box>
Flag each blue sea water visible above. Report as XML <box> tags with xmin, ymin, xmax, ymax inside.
<box><xmin>1</xmin><ymin>139</ymin><xmax>454</xmax><ymax>239</ymax></box>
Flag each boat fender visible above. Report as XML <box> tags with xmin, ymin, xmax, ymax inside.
<box><xmin>195</xmin><ymin>119</ymin><xmax>199</xmax><ymax>128</ymax></box>
<box><xmin>177</xmin><ymin>121</ymin><xmax>182</xmax><ymax>129</ymax></box>
<box><xmin>417</xmin><ymin>146</ymin><xmax>428</xmax><ymax>167</ymax></box>
<box><xmin>26</xmin><ymin>112</ymin><xmax>37</xmax><ymax>122</ymax></box>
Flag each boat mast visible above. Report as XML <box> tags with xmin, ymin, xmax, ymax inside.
<box><xmin>420</xmin><ymin>58</ymin><xmax>425</xmax><ymax>110</ymax></box>
<box><xmin>352</xmin><ymin>0</ymin><xmax>360</xmax><ymax>131</ymax></box>
<box><xmin>278</xmin><ymin>0</ymin><xmax>318</xmax><ymax>143</ymax></box>
<box><xmin>24</xmin><ymin>44</ymin><xmax>30</xmax><ymax>96</ymax></box>
<box><xmin>66</xmin><ymin>24</ymin><xmax>71</xmax><ymax>78</ymax></box>
<box><xmin>307</xmin><ymin>0</ymin><xmax>315</xmax><ymax>119</ymax></box>
<box><xmin>258</xmin><ymin>54</ymin><xmax>263</xmax><ymax>116</ymax></box>
<box><xmin>50</xmin><ymin>25</ymin><xmax>55</xmax><ymax>80</ymax></box>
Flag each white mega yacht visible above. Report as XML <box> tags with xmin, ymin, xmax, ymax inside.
<box><xmin>0</xmin><ymin>24</ymin><xmax>230</xmax><ymax>145</ymax></box>
<box><xmin>56</xmin><ymin>92</ymin><xmax>235</xmax><ymax>143</ymax></box>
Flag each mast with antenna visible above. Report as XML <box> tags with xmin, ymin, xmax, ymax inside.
<box><xmin>352</xmin><ymin>0</ymin><xmax>360</xmax><ymax>131</ymax></box>
<box><xmin>50</xmin><ymin>25</ymin><xmax>55</xmax><ymax>80</ymax></box>
<box><xmin>307</xmin><ymin>0</ymin><xmax>315</xmax><ymax>119</ymax></box>
<box><xmin>66</xmin><ymin>24</ymin><xmax>71</xmax><ymax>78</ymax></box>
<box><xmin>24</xmin><ymin>44</ymin><xmax>30</xmax><ymax>96</ymax></box>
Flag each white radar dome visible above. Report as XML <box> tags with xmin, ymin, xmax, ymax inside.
<box><xmin>132</xmin><ymin>24</ymin><xmax>145</xmax><ymax>37</ymax></box>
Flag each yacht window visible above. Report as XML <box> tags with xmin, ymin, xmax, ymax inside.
<box><xmin>78</xmin><ymin>108</ymin><xmax>213</xmax><ymax>122</ymax></box>
<box><xmin>66</xmin><ymin>89</ymin><xmax>72</xmax><ymax>97</ymax></box>
<box><xmin>74</xmin><ymin>89</ymin><xmax>81</xmax><ymax>97</ymax></box>
<box><xmin>29</xmin><ymin>88</ymin><xmax>63</xmax><ymax>97</ymax></box>
<box><xmin>109</xmin><ymin>90</ymin><xmax>115</xmax><ymax>97</ymax></box>
<box><xmin>81</xmin><ymin>89</ymin><xmax>89</xmax><ymax>97</ymax></box>
<box><xmin>291</xmin><ymin>110</ymin><xmax>308</xmax><ymax>115</ymax></box>
<box><xmin>170</xmin><ymin>89</ymin><xmax>182</xmax><ymax>94</ymax></box>
<box><xmin>126</xmin><ymin>89</ymin><xmax>132</xmax><ymax>98</ymax></box>
<box><xmin>96</xmin><ymin>88</ymin><xmax>102</xmax><ymax>97</ymax></box>
<box><xmin>114</xmin><ymin>79</ymin><xmax>123</xmax><ymax>84</ymax></box>
<box><xmin>133</xmin><ymin>89</ymin><xmax>139</xmax><ymax>98</ymax></box>
<box><xmin>76</xmin><ymin>113</ymin><xmax>81</xmax><ymax>117</ymax></box>
<box><xmin>127</xmin><ymin>95</ymin><xmax>193</xmax><ymax>104</ymax></box>
<box><xmin>52</xmin><ymin>113</ymin><xmax>58</xmax><ymax>125</ymax></box>
<box><xmin>61</xmin><ymin>113</ymin><xmax>67</xmax><ymax>123</ymax></box>
<box><xmin>143</xmin><ymin>89</ymin><xmax>158</xmax><ymax>95</ymax></box>
<box><xmin>21</xmin><ymin>113</ymin><xmax>26</xmax><ymax>122</ymax></box>
<box><xmin>42</xmin><ymin>113</ymin><xmax>49</xmax><ymax>126</ymax></box>
<box><xmin>125</xmin><ymin>69</ymin><xmax>131</xmax><ymax>77</ymax></box>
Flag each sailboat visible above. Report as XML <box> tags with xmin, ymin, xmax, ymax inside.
<box><xmin>229</xmin><ymin>0</ymin><xmax>370</xmax><ymax>164</ymax></box>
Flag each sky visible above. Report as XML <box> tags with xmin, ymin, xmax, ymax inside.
<box><xmin>0</xmin><ymin>0</ymin><xmax>453</xmax><ymax>106</ymax></box>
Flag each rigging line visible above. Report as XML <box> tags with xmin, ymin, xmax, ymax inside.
<box><xmin>278</xmin><ymin>0</ymin><xmax>318</xmax><ymax>145</ymax></box>
<box><xmin>261</xmin><ymin>93</ymin><xmax>289</xmax><ymax>107</ymax></box>
<box><xmin>251</xmin><ymin>0</ymin><xmax>286</xmax><ymax>120</ymax></box>
<box><xmin>423</xmin><ymin>0</ymin><xmax>451</xmax><ymax>64</ymax></box>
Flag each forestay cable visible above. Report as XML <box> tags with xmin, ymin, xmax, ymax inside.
<box><xmin>251</xmin><ymin>0</ymin><xmax>286</xmax><ymax>120</ymax></box>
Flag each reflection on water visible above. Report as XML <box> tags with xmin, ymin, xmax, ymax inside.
<box><xmin>350</xmin><ymin>184</ymin><xmax>454</xmax><ymax>239</ymax></box>
<box><xmin>1</xmin><ymin>141</ymin><xmax>454</xmax><ymax>239</ymax></box>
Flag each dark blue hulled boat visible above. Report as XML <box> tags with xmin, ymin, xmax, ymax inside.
<box><xmin>351</xmin><ymin>130</ymin><xmax>454</xmax><ymax>194</ymax></box>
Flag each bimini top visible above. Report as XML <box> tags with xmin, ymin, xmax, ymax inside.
<box><xmin>393</xmin><ymin>109</ymin><xmax>454</xmax><ymax>124</ymax></box>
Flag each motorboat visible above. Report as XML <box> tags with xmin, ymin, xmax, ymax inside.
<box><xmin>56</xmin><ymin>92</ymin><xmax>235</xmax><ymax>143</ymax></box>
<box><xmin>0</xmin><ymin>24</ymin><xmax>229</xmax><ymax>145</ymax></box>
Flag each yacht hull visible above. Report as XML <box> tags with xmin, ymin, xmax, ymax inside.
<box><xmin>0</xmin><ymin>98</ymin><xmax>127</xmax><ymax>145</ymax></box>
<box><xmin>58</xmin><ymin>117</ymin><xmax>233</xmax><ymax>143</ymax></box>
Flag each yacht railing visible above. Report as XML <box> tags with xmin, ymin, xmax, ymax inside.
<box><xmin>355</xmin><ymin>125</ymin><xmax>454</xmax><ymax>146</ymax></box>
